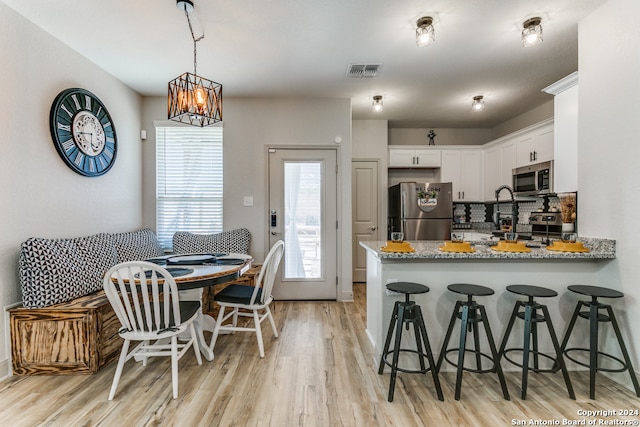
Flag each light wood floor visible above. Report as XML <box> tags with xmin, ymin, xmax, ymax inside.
<box><xmin>1</xmin><ymin>283</ymin><xmax>638</xmax><ymax>426</ymax></box>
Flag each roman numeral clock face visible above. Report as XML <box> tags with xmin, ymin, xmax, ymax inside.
<box><xmin>49</xmin><ymin>88</ymin><xmax>117</xmax><ymax>177</ymax></box>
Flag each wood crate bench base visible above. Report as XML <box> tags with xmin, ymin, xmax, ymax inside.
<box><xmin>10</xmin><ymin>290</ymin><xmax>122</xmax><ymax>375</ymax></box>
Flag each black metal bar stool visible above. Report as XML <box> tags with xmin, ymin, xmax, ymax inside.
<box><xmin>436</xmin><ymin>283</ymin><xmax>510</xmax><ymax>401</ymax></box>
<box><xmin>498</xmin><ymin>285</ymin><xmax>575</xmax><ymax>399</ymax></box>
<box><xmin>378</xmin><ymin>282</ymin><xmax>444</xmax><ymax>402</ymax></box>
<box><xmin>560</xmin><ymin>285</ymin><xmax>640</xmax><ymax>399</ymax></box>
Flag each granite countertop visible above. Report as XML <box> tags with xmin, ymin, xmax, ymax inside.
<box><xmin>359</xmin><ymin>236</ymin><xmax>615</xmax><ymax>260</ymax></box>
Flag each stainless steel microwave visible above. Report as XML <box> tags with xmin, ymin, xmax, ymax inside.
<box><xmin>512</xmin><ymin>161</ymin><xmax>553</xmax><ymax>196</ymax></box>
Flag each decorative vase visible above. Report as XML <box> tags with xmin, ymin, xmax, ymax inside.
<box><xmin>562</xmin><ymin>222</ymin><xmax>575</xmax><ymax>232</ymax></box>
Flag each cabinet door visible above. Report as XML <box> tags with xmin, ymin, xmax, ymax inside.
<box><xmin>516</xmin><ymin>133</ymin><xmax>536</xmax><ymax>167</ymax></box>
<box><xmin>484</xmin><ymin>146</ymin><xmax>502</xmax><ymax>201</ymax></box>
<box><xmin>460</xmin><ymin>151</ymin><xmax>482</xmax><ymax>201</ymax></box>
<box><xmin>388</xmin><ymin>149</ymin><xmax>415</xmax><ymax>167</ymax></box>
<box><xmin>533</xmin><ymin>126</ymin><xmax>554</xmax><ymax>163</ymax></box>
<box><xmin>440</xmin><ymin>151</ymin><xmax>462</xmax><ymax>200</ymax></box>
<box><xmin>485</xmin><ymin>142</ymin><xmax>517</xmax><ymax>200</ymax></box>
<box><xmin>414</xmin><ymin>149</ymin><xmax>441</xmax><ymax>167</ymax></box>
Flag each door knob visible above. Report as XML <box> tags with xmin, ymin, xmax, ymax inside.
<box><xmin>369</xmin><ymin>226</ymin><xmax>377</xmax><ymax>231</ymax></box>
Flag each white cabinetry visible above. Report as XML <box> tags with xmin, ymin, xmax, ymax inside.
<box><xmin>543</xmin><ymin>72</ymin><xmax>578</xmax><ymax>193</ymax></box>
<box><xmin>388</xmin><ymin>147</ymin><xmax>441</xmax><ymax>168</ymax></box>
<box><xmin>440</xmin><ymin>149</ymin><xmax>483</xmax><ymax>201</ymax></box>
<box><xmin>484</xmin><ymin>141</ymin><xmax>517</xmax><ymax>200</ymax></box>
<box><xmin>516</xmin><ymin>124</ymin><xmax>554</xmax><ymax>167</ymax></box>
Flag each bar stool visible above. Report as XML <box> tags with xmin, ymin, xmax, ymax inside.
<box><xmin>378</xmin><ymin>282</ymin><xmax>444</xmax><ymax>402</ymax></box>
<box><xmin>437</xmin><ymin>283</ymin><xmax>510</xmax><ymax>401</ymax></box>
<box><xmin>561</xmin><ymin>285</ymin><xmax>640</xmax><ymax>399</ymax></box>
<box><xmin>498</xmin><ymin>285</ymin><xmax>575</xmax><ymax>399</ymax></box>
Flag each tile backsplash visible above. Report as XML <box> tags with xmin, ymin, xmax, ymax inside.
<box><xmin>454</xmin><ymin>195</ymin><xmax>565</xmax><ymax>225</ymax></box>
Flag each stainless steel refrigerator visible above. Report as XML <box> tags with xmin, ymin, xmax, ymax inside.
<box><xmin>388</xmin><ymin>182</ymin><xmax>453</xmax><ymax>240</ymax></box>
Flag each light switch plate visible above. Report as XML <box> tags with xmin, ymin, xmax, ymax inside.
<box><xmin>243</xmin><ymin>196</ymin><xmax>254</xmax><ymax>207</ymax></box>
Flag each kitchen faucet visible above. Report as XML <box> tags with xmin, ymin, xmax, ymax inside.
<box><xmin>495</xmin><ymin>185</ymin><xmax>518</xmax><ymax>233</ymax></box>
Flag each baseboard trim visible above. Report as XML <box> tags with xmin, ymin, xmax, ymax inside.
<box><xmin>0</xmin><ymin>359</ymin><xmax>9</xmax><ymax>381</ymax></box>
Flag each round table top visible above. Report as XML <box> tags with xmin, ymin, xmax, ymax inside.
<box><xmin>447</xmin><ymin>283</ymin><xmax>494</xmax><ymax>297</ymax></box>
<box><xmin>567</xmin><ymin>285</ymin><xmax>624</xmax><ymax>299</ymax></box>
<box><xmin>386</xmin><ymin>281</ymin><xmax>429</xmax><ymax>295</ymax></box>
<box><xmin>506</xmin><ymin>284</ymin><xmax>558</xmax><ymax>298</ymax></box>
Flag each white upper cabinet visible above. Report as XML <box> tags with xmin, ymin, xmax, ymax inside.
<box><xmin>543</xmin><ymin>72</ymin><xmax>578</xmax><ymax>193</ymax></box>
<box><xmin>441</xmin><ymin>149</ymin><xmax>483</xmax><ymax>201</ymax></box>
<box><xmin>388</xmin><ymin>147</ymin><xmax>441</xmax><ymax>168</ymax></box>
<box><xmin>515</xmin><ymin>124</ymin><xmax>554</xmax><ymax>167</ymax></box>
<box><xmin>484</xmin><ymin>140</ymin><xmax>517</xmax><ymax>201</ymax></box>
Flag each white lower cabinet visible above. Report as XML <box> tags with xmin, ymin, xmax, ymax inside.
<box><xmin>440</xmin><ymin>149</ymin><xmax>483</xmax><ymax>201</ymax></box>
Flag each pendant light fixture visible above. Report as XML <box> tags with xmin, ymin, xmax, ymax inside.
<box><xmin>168</xmin><ymin>0</ymin><xmax>222</xmax><ymax>127</ymax></box>
<box><xmin>415</xmin><ymin>16</ymin><xmax>435</xmax><ymax>47</ymax></box>
<box><xmin>472</xmin><ymin>95</ymin><xmax>485</xmax><ymax>111</ymax></box>
<box><xmin>522</xmin><ymin>17</ymin><xmax>543</xmax><ymax>47</ymax></box>
<box><xmin>372</xmin><ymin>95</ymin><xmax>383</xmax><ymax>112</ymax></box>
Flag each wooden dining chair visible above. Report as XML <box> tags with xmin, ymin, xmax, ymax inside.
<box><xmin>103</xmin><ymin>261</ymin><xmax>202</xmax><ymax>400</ymax></box>
<box><xmin>208</xmin><ymin>240</ymin><xmax>284</xmax><ymax>358</ymax></box>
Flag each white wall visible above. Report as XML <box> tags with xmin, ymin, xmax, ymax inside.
<box><xmin>353</xmin><ymin>120</ymin><xmax>389</xmax><ymax>241</ymax></box>
<box><xmin>0</xmin><ymin>4</ymin><xmax>143</xmax><ymax>375</ymax></box>
<box><xmin>142</xmin><ymin>97</ymin><xmax>354</xmax><ymax>300</ymax></box>
<box><xmin>492</xmin><ymin>100</ymin><xmax>554</xmax><ymax>139</ymax></box>
<box><xmin>389</xmin><ymin>128</ymin><xmax>493</xmax><ymax>146</ymax></box>
<box><xmin>579</xmin><ymin>0</ymin><xmax>640</xmax><ymax>390</ymax></box>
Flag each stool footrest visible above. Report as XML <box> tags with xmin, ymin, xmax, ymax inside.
<box><xmin>564</xmin><ymin>348</ymin><xmax>630</xmax><ymax>373</ymax></box>
<box><xmin>380</xmin><ymin>349</ymin><xmax>436</xmax><ymax>374</ymax></box>
<box><xmin>502</xmin><ymin>348</ymin><xmax>559</xmax><ymax>373</ymax></box>
<box><xmin>442</xmin><ymin>348</ymin><xmax>499</xmax><ymax>374</ymax></box>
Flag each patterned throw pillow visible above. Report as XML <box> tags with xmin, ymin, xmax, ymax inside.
<box><xmin>19</xmin><ymin>233</ymin><xmax>118</xmax><ymax>308</ymax></box>
<box><xmin>113</xmin><ymin>229</ymin><xmax>163</xmax><ymax>263</ymax></box>
<box><xmin>172</xmin><ymin>228</ymin><xmax>251</xmax><ymax>255</ymax></box>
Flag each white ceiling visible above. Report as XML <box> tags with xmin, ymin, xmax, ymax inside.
<box><xmin>2</xmin><ymin>0</ymin><xmax>606</xmax><ymax>128</ymax></box>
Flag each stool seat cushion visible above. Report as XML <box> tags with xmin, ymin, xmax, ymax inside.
<box><xmin>507</xmin><ymin>285</ymin><xmax>557</xmax><ymax>298</ymax></box>
<box><xmin>568</xmin><ymin>285</ymin><xmax>624</xmax><ymax>299</ymax></box>
<box><xmin>386</xmin><ymin>281</ymin><xmax>429</xmax><ymax>294</ymax></box>
<box><xmin>447</xmin><ymin>283</ymin><xmax>494</xmax><ymax>297</ymax></box>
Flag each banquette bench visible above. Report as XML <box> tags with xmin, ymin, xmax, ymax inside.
<box><xmin>10</xmin><ymin>228</ymin><xmax>253</xmax><ymax>375</ymax></box>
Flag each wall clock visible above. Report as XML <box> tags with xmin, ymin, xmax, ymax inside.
<box><xmin>49</xmin><ymin>88</ymin><xmax>117</xmax><ymax>177</ymax></box>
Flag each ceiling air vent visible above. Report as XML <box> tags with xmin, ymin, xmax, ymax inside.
<box><xmin>347</xmin><ymin>63</ymin><xmax>381</xmax><ymax>78</ymax></box>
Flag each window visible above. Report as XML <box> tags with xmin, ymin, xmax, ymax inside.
<box><xmin>156</xmin><ymin>126</ymin><xmax>223</xmax><ymax>250</ymax></box>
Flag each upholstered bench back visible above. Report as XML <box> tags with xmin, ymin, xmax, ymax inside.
<box><xmin>19</xmin><ymin>229</ymin><xmax>162</xmax><ymax>309</ymax></box>
<box><xmin>172</xmin><ymin>228</ymin><xmax>251</xmax><ymax>255</ymax></box>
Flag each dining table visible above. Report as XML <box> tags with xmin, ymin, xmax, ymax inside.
<box><xmin>137</xmin><ymin>253</ymin><xmax>254</xmax><ymax>361</ymax></box>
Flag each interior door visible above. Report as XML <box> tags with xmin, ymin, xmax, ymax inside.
<box><xmin>268</xmin><ymin>148</ymin><xmax>338</xmax><ymax>300</ymax></box>
<box><xmin>352</xmin><ymin>160</ymin><xmax>379</xmax><ymax>282</ymax></box>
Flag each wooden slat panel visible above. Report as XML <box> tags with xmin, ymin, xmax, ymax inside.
<box><xmin>11</xmin><ymin>311</ymin><xmax>91</xmax><ymax>375</ymax></box>
<box><xmin>10</xmin><ymin>290</ymin><xmax>122</xmax><ymax>375</ymax></box>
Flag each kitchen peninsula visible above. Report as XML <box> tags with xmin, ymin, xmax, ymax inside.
<box><xmin>360</xmin><ymin>237</ymin><xmax>615</xmax><ymax>370</ymax></box>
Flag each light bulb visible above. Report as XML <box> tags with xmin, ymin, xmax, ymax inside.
<box><xmin>416</xmin><ymin>17</ymin><xmax>435</xmax><ymax>47</ymax></box>
<box><xmin>522</xmin><ymin>17</ymin><xmax>543</xmax><ymax>47</ymax></box>
<box><xmin>472</xmin><ymin>95</ymin><xmax>485</xmax><ymax>111</ymax></box>
<box><xmin>372</xmin><ymin>95</ymin><xmax>383</xmax><ymax>112</ymax></box>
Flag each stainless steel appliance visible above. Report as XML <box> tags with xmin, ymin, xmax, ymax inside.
<box><xmin>530</xmin><ymin>211</ymin><xmax>562</xmax><ymax>244</ymax></box>
<box><xmin>388</xmin><ymin>182</ymin><xmax>453</xmax><ymax>240</ymax></box>
<box><xmin>513</xmin><ymin>161</ymin><xmax>553</xmax><ymax>196</ymax></box>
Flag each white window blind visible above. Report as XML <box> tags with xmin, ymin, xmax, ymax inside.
<box><xmin>156</xmin><ymin>126</ymin><xmax>223</xmax><ymax>250</ymax></box>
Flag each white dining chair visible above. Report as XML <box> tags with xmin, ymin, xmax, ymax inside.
<box><xmin>103</xmin><ymin>261</ymin><xmax>202</xmax><ymax>400</ymax></box>
<box><xmin>209</xmin><ymin>240</ymin><xmax>284</xmax><ymax>358</ymax></box>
